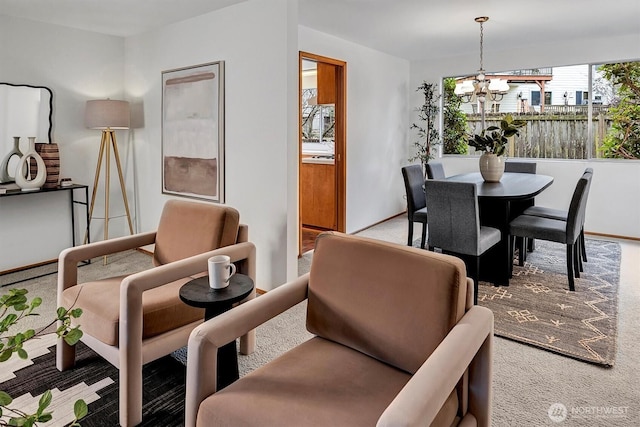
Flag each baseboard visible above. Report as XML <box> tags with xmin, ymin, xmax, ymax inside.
<box><xmin>584</xmin><ymin>231</ymin><xmax>640</xmax><ymax>242</ymax></box>
<box><xmin>350</xmin><ymin>212</ymin><xmax>405</xmax><ymax>235</ymax></box>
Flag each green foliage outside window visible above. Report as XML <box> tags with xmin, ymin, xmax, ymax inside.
<box><xmin>599</xmin><ymin>61</ymin><xmax>640</xmax><ymax>159</ymax></box>
<box><xmin>442</xmin><ymin>78</ymin><xmax>468</xmax><ymax>154</ymax></box>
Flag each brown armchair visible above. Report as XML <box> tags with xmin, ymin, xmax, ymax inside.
<box><xmin>56</xmin><ymin>199</ymin><xmax>256</xmax><ymax>427</ymax></box>
<box><xmin>185</xmin><ymin>231</ymin><xmax>493</xmax><ymax>427</ymax></box>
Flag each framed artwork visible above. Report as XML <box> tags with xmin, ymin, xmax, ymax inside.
<box><xmin>161</xmin><ymin>61</ymin><xmax>225</xmax><ymax>202</ymax></box>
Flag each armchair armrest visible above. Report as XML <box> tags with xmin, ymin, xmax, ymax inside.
<box><xmin>119</xmin><ymin>241</ymin><xmax>257</xmax><ymax>346</ymax></box>
<box><xmin>377</xmin><ymin>306</ymin><xmax>494</xmax><ymax>427</ymax></box>
<box><xmin>57</xmin><ymin>231</ymin><xmax>157</xmax><ymax>296</ymax></box>
<box><xmin>184</xmin><ymin>273</ymin><xmax>310</xmax><ymax>427</ymax></box>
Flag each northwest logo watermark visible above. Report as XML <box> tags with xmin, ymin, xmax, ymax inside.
<box><xmin>548</xmin><ymin>403</ymin><xmax>630</xmax><ymax>423</ymax></box>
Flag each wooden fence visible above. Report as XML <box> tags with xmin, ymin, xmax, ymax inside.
<box><xmin>466</xmin><ymin>113</ymin><xmax>612</xmax><ymax>159</ymax></box>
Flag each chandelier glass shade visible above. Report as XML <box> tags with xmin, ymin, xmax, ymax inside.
<box><xmin>454</xmin><ymin>17</ymin><xmax>510</xmax><ymax>104</ymax></box>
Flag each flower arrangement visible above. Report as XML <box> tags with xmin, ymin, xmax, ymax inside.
<box><xmin>468</xmin><ymin>114</ymin><xmax>527</xmax><ymax>156</ymax></box>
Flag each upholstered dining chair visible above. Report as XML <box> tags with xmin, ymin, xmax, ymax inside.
<box><xmin>522</xmin><ymin>168</ymin><xmax>593</xmax><ymax>264</ymax></box>
<box><xmin>504</xmin><ymin>160</ymin><xmax>537</xmax><ymax>174</ymax></box>
<box><xmin>56</xmin><ymin>200</ymin><xmax>256</xmax><ymax>427</ymax></box>
<box><xmin>509</xmin><ymin>169</ymin><xmax>593</xmax><ymax>291</ymax></box>
<box><xmin>504</xmin><ymin>160</ymin><xmax>538</xmax><ymax>255</ymax></box>
<box><xmin>426</xmin><ymin>161</ymin><xmax>446</xmax><ymax>180</ymax></box>
<box><xmin>424</xmin><ymin>180</ymin><xmax>501</xmax><ymax>305</ymax></box>
<box><xmin>185</xmin><ymin>232</ymin><xmax>494</xmax><ymax>427</ymax></box>
<box><xmin>401</xmin><ymin>165</ymin><xmax>427</xmax><ymax>248</ymax></box>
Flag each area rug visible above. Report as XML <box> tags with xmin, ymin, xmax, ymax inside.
<box><xmin>0</xmin><ymin>333</ymin><xmax>186</xmax><ymax>426</ymax></box>
<box><xmin>477</xmin><ymin>238</ymin><xmax>621</xmax><ymax>367</ymax></box>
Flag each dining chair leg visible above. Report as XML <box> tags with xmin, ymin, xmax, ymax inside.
<box><xmin>566</xmin><ymin>244</ymin><xmax>576</xmax><ymax>291</ymax></box>
<box><xmin>574</xmin><ymin>241</ymin><xmax>582</xmax><ymax>277</ymax></box>
<box><xmin>527</xmin><ymin>237</ymin><xmax>535</xmax><ymax>253</ymax></box>
<box><xmin>580</xmin><ymin>228</ymin><xmax>587</xmax><ymax>262</ymax></box>
<box><xmin>420</xmin><ymin>221</ymin><xmax>427</xmax><ymax>249</ymax></box>
<box><xmin>407</xmin><ymin>221</ymin><xmax>414</xmax><ymax>246</ymax></box>
<box><xmin>518</xmin><ymin>237</ymin><xmax>526</xmax><ymax>267</ymax></box>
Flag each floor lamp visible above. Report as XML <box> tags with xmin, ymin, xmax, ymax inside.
<box><xmin>84</xmin><ymin>100</ymin><xmax>134</xmax><ymax>260</ymax></box>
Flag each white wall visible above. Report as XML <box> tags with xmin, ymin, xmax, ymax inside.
<box><xmin>411</xmin><ymin>32</ymin><xmax>640</xmax><ymax>239</ymax></box>
<box><xmin>124</xmin><ymin>0</ymin><xmax>299</xmax><ymax>290</ymax></box>
<box><xmin>298</xmin><ymin>26</ymin><xmax>411</xmax><ymax>232</ymax></box>
<box><xmin>0</xmin><ymin>15</ymin><xmax>125</xmax><ymax>272</ymax></box>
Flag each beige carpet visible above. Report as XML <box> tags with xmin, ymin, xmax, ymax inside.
<box><xmin>478</xmin><ymin>239</ymin><xmax>620</xmax><ymax>367</ymax></box>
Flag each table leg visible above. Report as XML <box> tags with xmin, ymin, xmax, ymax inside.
<box><xmin>204</xmin><ymin>305</ymin><xmax>240</xmax><ymax>390</ymax></box>
<box><xmin>478</xmin><ymin>199</ymin><xmax>511</xmax><ymax>286</ymax></box>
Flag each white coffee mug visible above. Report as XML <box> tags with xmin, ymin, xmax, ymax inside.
<box><xmin>208</xmin><ymin>255</ymin><xmax>237</xmax><ymax>289</ymax></box>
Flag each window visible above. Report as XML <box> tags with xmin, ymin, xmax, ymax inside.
<box><xmin>442</xmin><ymin>61</ymin><xmax>640</xmax><ymax>160</ymax></box>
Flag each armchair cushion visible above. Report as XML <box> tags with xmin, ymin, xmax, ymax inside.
<box><xmin>62</xmin><ymin>275</ymin><xmax>204</xmax><ymax>346</ymax></box>
<box><xmin>153</xmin><ymin>200</ymin><xmax>240</xmax><ymax>266</ymax></box>
<box><xmin>196</xmin><ymin>337</ymin><xmax>459</xmax><ymax>427</ymax></box>
<box><xmin>307</xmin><ymin>232</ymin><xmax>468</xmax><ymax>375</ymax></box>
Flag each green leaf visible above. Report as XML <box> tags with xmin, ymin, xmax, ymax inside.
<box><xmin>74</xmin><ymin>399</ymin><xmax>88</xmax><ymax>419</ymax></box>
<box><xmin>0</xmin><ymin>390</ymin><xmax>13</xmax><ymax>406</ymax></box>
<box><xmin>36</xmin><ymin>413</ymin><xmax>53</xmax><ymax>423</ymax></box>
<box><xmin>57</xmin><ymin>307</ymin><xmax>68</xmax><ymax>318</ymax></box>
<box><xmin>0</xmin><ymin>349</ymin><xmax>13</xmax><ymax>362</ymax></box>
<box><xmin>64</xmin><ymin>329</ymin><xmax>83</xmax><ymax>346</ymax></box>
<box><xmin>17</xmin><ymin>348</ymin><xmax>28</xmax><ymax>359</ymax></box>
<box><xmin>38</xmin><ymin>390</ymin><xmax>52</xmax><ymax>411</ymax></box>
<box><xmin>70</xmin><ymin>308</ymin><xmax>83</xmax><ymax>318</ymax></box>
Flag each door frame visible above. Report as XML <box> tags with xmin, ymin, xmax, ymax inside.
<box><xmin>299</xmin><ymin>51</ymin><xmax>347</xmax><ymax>255</ymax></box>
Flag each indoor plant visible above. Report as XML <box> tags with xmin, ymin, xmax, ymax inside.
<box><xmin>468</xmin><ymin>114</ymin><xmax>526</xmax><ymax>182</ymax></box>
<box><xmin>0</xmin><ymin>288</ymin><xmax>86</xmax><ymax>426</ymax></box>
<box><xmin>410</xmin><ymin>81</ymin><xmax>441</xmax><ymax>179</ymax></box>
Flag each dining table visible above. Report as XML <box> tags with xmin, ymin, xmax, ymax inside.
<box><xmin>445</xmin><ymin>172</ymin><xmax>554</xmax><ymax>286</ymax></box>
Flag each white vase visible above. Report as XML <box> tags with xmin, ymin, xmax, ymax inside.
<box><xmin>15</xmin><ymin>137</ymin><xmax>47</xmax><ymax>191</ymax></box>
<box><xmin>478</xmin><ymin>152</ymin><xmax>504</xmax><ymax>182</ymax></box>
<box><xmin>0</xmin><ymin>136</ymin><xmax>23</xmax><ymax>183</ymax></box>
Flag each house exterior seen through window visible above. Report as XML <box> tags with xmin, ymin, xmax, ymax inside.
<box><xmin>442</xmin><ymin>61</ymin><xmax>640</xmax><ymax>160</ymax></box>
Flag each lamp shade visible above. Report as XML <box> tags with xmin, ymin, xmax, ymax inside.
<box><xmin>85</xmin><ymin>99</ymin><xmax>130</xmax><ymax>129</ymax></box>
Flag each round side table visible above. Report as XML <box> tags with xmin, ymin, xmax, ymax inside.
<box><xmin>179</xmin><ymin>273</ymin><xmax>254</xmax><ymax>389</ymax></box>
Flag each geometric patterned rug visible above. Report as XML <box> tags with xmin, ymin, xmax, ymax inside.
<box><xmin>477</xmin><ymin>238</ymin><xmax>621</xmax><ymax>367</ymax></box>
<box><xmin>0</xmin><ymin>333</ymin><xmax>186</xmax><ymax>426</ymax></box>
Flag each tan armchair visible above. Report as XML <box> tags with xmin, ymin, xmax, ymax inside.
<box><xmin>185</xmin><ymin>231</ymin><xmax>493</xmax><ymax>427</ymax></box>
<box><xmin>56</xmin><ymin>200</ymin><xmax>256</xmax><ymax>427</ymax></box>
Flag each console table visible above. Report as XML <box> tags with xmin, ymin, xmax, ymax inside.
<box><xmin>0</xmin><ymin>184</ymin><xmax>90</xmax><ymax>285</ymax></box>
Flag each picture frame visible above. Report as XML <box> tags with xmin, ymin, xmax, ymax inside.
<box><xmin>161</xmin><ymin>61</ymin><xmax>225</xmax><ymax>202</ymax></box>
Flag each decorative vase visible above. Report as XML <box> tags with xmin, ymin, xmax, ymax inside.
<box><xmin>31</xmin><ymin>142</ymin><xmax>60</xmax><ymax>188</ymax></box>
<box><xmin>479</xmin><ymin>152</ymin><xmax>504</xmax><ymax>182</ymax></box>
<box><xmin>15</xmin><ymin>137</ymin><xmax>46</xmax><ymax>191</ymax></box>
<box><xmin>0</xmin><ymin>136</ymin><xmax>23</xmax><ymax>183</ymax></box>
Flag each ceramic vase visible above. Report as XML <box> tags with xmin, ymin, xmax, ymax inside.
<box><xmin>478</xmin><ymin>152</ymin><xmax>504</xmax><ymax>182</ymax></box>
<box><xmin>0</xmin><ymin>136</ymin><xmax>23</xmax><ymax>183</ymax></box>
<box><xmin>15</xmin><ymin>137</ymin><xmax>46</xmax><ymax>191</ymax></box>
<box><xmin>31</xmin><ymin>142</ymin><xmax>60</xmax><ymax>188</ymax></box>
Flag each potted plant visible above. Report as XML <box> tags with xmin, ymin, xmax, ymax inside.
<box><xmin>410</xmin><ymin>81</ymin><xmax>441</xmax><ymax>179</ymax></box>
<box><xmin>468</xmin><ymin>114</ymin><xmax>526</xmax><ymax>182</ymax></box>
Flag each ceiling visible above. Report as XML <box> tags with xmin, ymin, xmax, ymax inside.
<box><xmin>1</xmin><ymin>0</ymin><xmax>639</xmax><ymax>61</ymax></box>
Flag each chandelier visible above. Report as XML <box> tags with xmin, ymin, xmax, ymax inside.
<box><xmin>454</xmin><ymin>17</ymin><xmax>509</xmax><ymax>104</ymax></box>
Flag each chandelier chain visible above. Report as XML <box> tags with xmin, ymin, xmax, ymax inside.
<box><xmin>479</xmin><ymin>21</ymin><xmax>484</xmax><ymax>73</ymax></box>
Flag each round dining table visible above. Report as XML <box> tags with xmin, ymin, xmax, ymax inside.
<box><xmin>445</xmin><ymin>172</ymin><xmax>554</xmax><ymax>286</ymax></box>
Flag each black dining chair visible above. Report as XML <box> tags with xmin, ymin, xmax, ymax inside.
<box><xmin>424</xmin><ymin>180</ymin><xmax>501</xmax><ymax>304</ymax></box>
<box><xmin>522</xmin><ymin>168</ymin><xmax>593</xmax><ymax>264</ymax></box>
<box><xmin>401</xmin><ymin>165</ymin><xmax>428</xmax><ymax>249</ymax></box>
<box><xmin>509</xmin><ymin>169</ymin><xmax>593</xmax><ymax>291</ymax></box>
<box><xmin>504</xmin><ymin>160</ymin><xmax>537</xmax><ymax>174</ymax></box>
<box><xmin>504</xmin><ymin>160</ymin><xmax>538</xmax><ymax>256</ymax></box>
<box><xmin>425</xmin><ymin>161</ymin><xmax>446</xmax><ymax>180</ymax></box>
